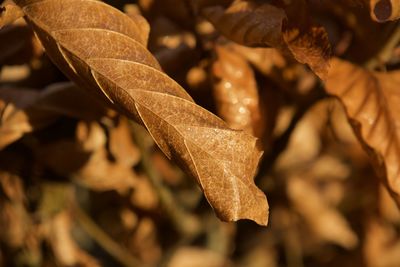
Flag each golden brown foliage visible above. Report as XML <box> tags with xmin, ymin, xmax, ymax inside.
<box><xmin>326</xmin><ymin>58</ymin><xmax>400</xmax><ymax>205</ymax></box>
<box><xmin>1</xmin><ymin>0</ymin><xmax>400</xmax><ymax>266</ymax></box>
<box><xmin>13</xmin><ymin>0</ymin><xmax>268</xmax><ymax>225</ymax></box>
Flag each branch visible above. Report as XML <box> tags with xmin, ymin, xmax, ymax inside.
<box><xmin>365</xmin><ymin>22</ymin><xmax>400</xmax><ymax>70</ymax></box>
<box><xmin>73</xmin><ymin>203</ymin><xmax>143</xmax><ymax>267</ymax></box>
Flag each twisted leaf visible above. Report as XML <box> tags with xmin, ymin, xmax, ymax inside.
<box><xmin>325</xmin><ymin>58</ymin><xmax>400</xmax><ymax>205</ymax></box>
<box><xmin>202</xmin><ymin>0</ymin><xmax>331</xmax><ymax>79</ymax></box>
<box><xmin>15</xmin><ymin>0</ymin><xmax>268</xmax><ymax>224</ymax></box>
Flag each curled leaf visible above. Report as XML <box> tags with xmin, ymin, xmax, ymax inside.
<box><xmin>325</xmin><ymin>57</ymin><xmax>400</xmax><ymax>205</ymax></box>
<box><xmin>15</xmin><ymin>0</ymin><xmax>268</xmax><ymax>225</ymax></box>
<box><xmin>202</xmin><ymin>0</ymin><xmax>331</xmax><ymax>79</ymax></box>
<box><xmin>229</xmin><ymin>44</ymin><xmax>286</xmax><ymax>75</ymax></box>
<box><xmin>212</xmin><ymin>44</ymin><xmax>263</xmax><ymax>137</ymax></box>
<box><xmin>202</xmin><ymin>0</ymin><xmax>285</xmax><ymax>48</ymax></box>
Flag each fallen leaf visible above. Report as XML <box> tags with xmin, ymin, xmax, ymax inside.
<box><xmin>369</xmin><ymin>0</ymin><xmax>400</xmax><ymax>22</ymax></box>
<box><xmin>325</xmin><ymin>57</ymin><xmax>400</xmax><ymax>205</ymax></box>
<box><xmin>15</xmin><ymin>0</ymin><xmax>268</xmax><ymax>225</ymax></box>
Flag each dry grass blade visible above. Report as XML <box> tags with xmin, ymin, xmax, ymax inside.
<box><xmin>325</xmin><ymin>57</ymin><xmax>400</xmax><ymax>205</ymax></box>
<box><xmin>14</xmin><ymin>0</ymin><xmax>268</xmax><ymax>225</ymax></box>
<box><xmin>369</xmin><ymin>0</ymin><xmax>400</xmax><ymax>22</ymax></box>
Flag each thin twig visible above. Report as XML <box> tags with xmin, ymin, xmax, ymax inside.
<box><xmin>130</xmin><ymin>122</ymin><xmax>200</xmax><ymax>237</ymax></box>
<box><xmin>365</xmin><ymin>22</ymin><xmax>400</xmax><ymax>70</ymax></box>
<box><xmin>73</xmin><ymin>203</ymin><xmax>143</xmax><ymax>267</ymax></box>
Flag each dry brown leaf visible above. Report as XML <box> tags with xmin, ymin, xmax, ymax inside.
<box><xmin>202</xmin><ymin>0</ymin><xmax>331</xmax><ymax>79</ymax></box>
<box><xmin>0</xmin><ymin>0</ymin><xmax>24</xmax><ymax>28</ymax></box>
<box><xmin>369</xmin><ymin>0</ymin><xmax>400</xmax><ymax>22</ymax></box>
<box><xmin>212</xmin><ymin>44</ymin><xmax>264</xmax><ymax>137</ymax></box>
<box><xmin>128</xmin><ymin>217</ymin><xmax>161</xmax><ymax>264</ymax></box>
<box><xmin>15</xmin><ymin>0</ymin><xmax>268</xmax><ymax>225</ymax></box>
<box><xmin>130</xmin><ymin>174</ymin><xmax>159</xmax><ymax>210</ymax></box>
<box><xmin>0</xmin><ymin>202</ymin><xmax>29</xmax><ymax>248</ymax></box>
<box><xmin>0</xmin><ymin>172</ymin><xmax>29</xmax><ymax>249</ymax></box>
<box><xmin>287</xmin><ymin>176</ymin><xmax>358</xmax><ymax>249</ymax></box>
<box><xmin>0</xmin><ymin>171</ymin><xmax>25</xmax><ymax>202</ymax></box>
<box><xmin>202</xmin><ymin>1</ymin><xmax>285</xmax><ymax>48</ymax></box>
<box><xmin>364</xmin><ymin>219</ymin><xmax>400</xmax><ymax>267</ymax></box>
<box><xmin>229</xmin><ymin>45</ymin><xmax>286</xmax><ymax>76</ymax></box>
<box><xmin>37</xmin><ymin>121</ymin><xmax>138</xmax><ymax>193</ymax></box>
<box><xmin>379</xmin><ymin>184</ymin><xmax>400</xmax><ymax>223</ymax></box>
<box><xmin>0</xmin><ymin>88</ymin><xmax>57</xmax><ymax>148</ymax></box>
<box><xmin>283</xmin><ymin>25</ymin><xmax>331</xmax><ymax>80</ymax></box>
<box><xmin>325</xmin><ymin>57</ymin><xmax>400</xmax><ymax>205</ymax></box>
<box><xmin>0</xmin><ymin>20</ymin><xmax>42</xmax><ymax>65</ymax></box>
<box><xmin>275</xmin><ymin>106</ymin><xmax>321</xmax><ymax>171</ymax></box>
<box><xmin>167</xmin><ymin>246</ymin><xmax>230</xmax><ymax>267</ymax></box>
<box><xmin>108</xmin><ymin>116</ymin><xmax>140</xmax><ymax>168</ymax></box>
<box><xmin>43</xmin><ymin>210</ymin><xmax>101</xmax><ymax>267</ymax></box>
<box><xmin>0</xmin><ymin>82</ymin><xmax>107</xmax><ymax>149</ymax></box>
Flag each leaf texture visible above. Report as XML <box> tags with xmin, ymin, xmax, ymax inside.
<box><xmin>211</xmin><ymin>44</ymin><xmax>263</xmax><ymax>137</ymax></box>
<box><xmin>201</xmin><ymin>0</ymin><xmax>331</xmax><ymax>79</ymax></box>
<box><xmin>15</xmin><ymin>0</ymin><xmax>268</xmax><ymax>225</ymax></box>
<box><xmin>325</xmin><ymin>58</ymin><xmax>400</xmax><ymax>205</ymax></box>
<box><xmin>369</xmin><ymin>0</ymin><xmax>400</xmax><ymax>22</ymax></box>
